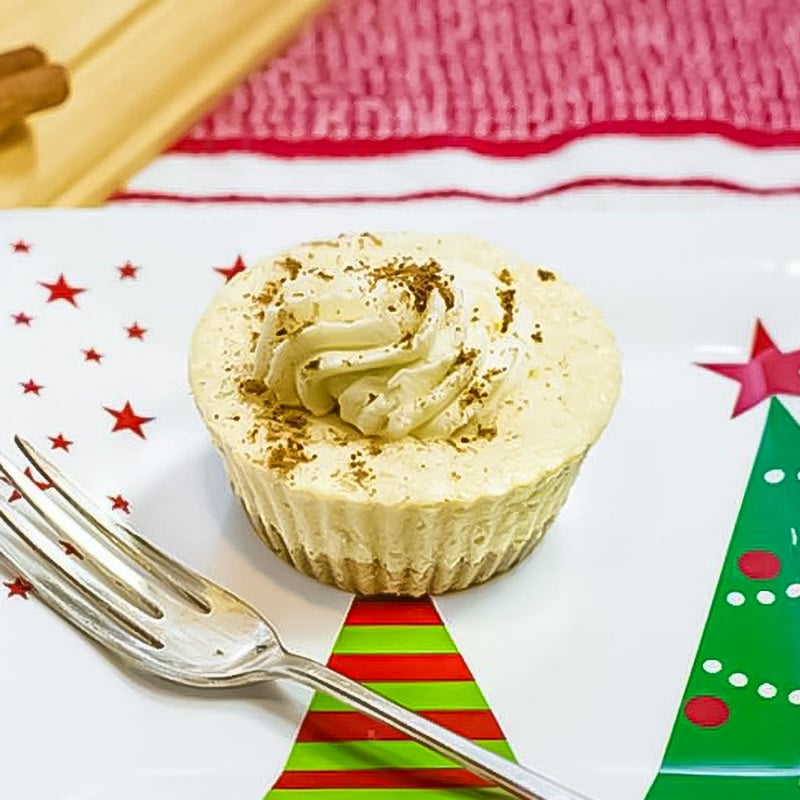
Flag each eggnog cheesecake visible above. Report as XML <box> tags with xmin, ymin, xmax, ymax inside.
<box><xmin>189</xmin><ymin>232</ymin><xmax>620</xmax><ymax>595</ymax></box>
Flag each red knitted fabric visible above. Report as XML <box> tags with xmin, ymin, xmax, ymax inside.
<box><xmin>173</xmin><ymin>0</ymin><xmax>800</xmax><ymax>157</ymax></box>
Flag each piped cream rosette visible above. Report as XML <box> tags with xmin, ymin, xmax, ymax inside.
<box><xmin>190</xmin><ymin>233</ymin><xmax>620</xmax><ymax>595</ymax></box>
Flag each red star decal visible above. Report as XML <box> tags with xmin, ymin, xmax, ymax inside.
<box><xmin>104</xmin><ymin>402</ymin><xmax>154</xmax><ymax>439</ymax></box>
<box><xmin>108</xmin><ymin>494</ymin><xmax>131</xmax><ymax>513</ymax></box>
<box><xmin>4</xmin><ymin>577</ymin><xmax>33</xmax><ymax>598</ymax></box>
<box><xmin>20</xmin><ymin>379</ymin><xmax>43</xmax><ymax>395</ymax></box>
<box><xmin>39</xmin><ymin>274</ymin><xmax>86</xmax><ymax>306</ymax></box>
<box><xmin>117</xmin><ymin>261</ymin><xmax>139</xmax><ymax>280</ymax></box>
<box><xmin>125</xmin><ymin>322</ymin><xmax>147</xmax><ymax>340</ymax></box>
<box><xmin>83</xmin><ymin>347</ymin><xmax>104</xmax><ymax>363</ymax></box>
<box><xmin>12</xmin><ymin>312</ymin><xmax>33</xmax><ymax>326</ymax></box>
<box><xmin>1</xmin><ymin>476</ymin><xmax>22</xmax><ymax>503</ymax></box>
<box><xmin>11</xmin><ymin>240</ymin><xmax>31</xmax><ymax>253</ymax></box>
<box><xmin>49</xmin><ymin>433</ymin><xmax>73</xmax><ymax>452</ymax></box>
<box><xmin>698</xmin><ymin>320</ymin><xmax>800</xmax><ymax>417</ymax></box>
<box><xmin>60</xmin><ymin>540</ymin><xmax>83</xmax><ymax>558</ymax></box>
<box><xmin>214</xmin><ymin>255</ymin><xmax>247</xmax><ymax>283</ymax></box>
<box><xmin>24</xmin><ymin>466</ymin><xmax>53</xmax><ymax>491</ymax></box>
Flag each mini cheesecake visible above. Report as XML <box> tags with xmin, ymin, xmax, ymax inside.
<box><xmin>189</xmin><ymin>232</ymin><xmax>621</xmax><ymax>595</ymax></box>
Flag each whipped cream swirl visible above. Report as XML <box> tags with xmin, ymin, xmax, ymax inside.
<box><xmin>253</xmin><ymin>253</ymin><xmax>522</xmax><ymax>440</ymax></box>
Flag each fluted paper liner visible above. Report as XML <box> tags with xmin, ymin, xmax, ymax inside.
<box><xmin>213</xmin><ymin>436</ymin><xmax>586</xmax><ymax>596</ymax></box>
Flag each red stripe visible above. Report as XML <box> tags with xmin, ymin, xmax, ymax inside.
<box><xmin>111</xmin><ymin>176</ymin><xmax>800</xmax><ymax>206</ymax></box>
<box><xmin>327</xmin><ymin>654</ymin><xmax>471</xmax><ymax>682</ymax></box>
<box><xmin>296</xmin><ymin>710</ymin><xmax>504</xmax><ymax>742</ymax></box>
<box><xmin>344</xmin><ymin>598</ymin><xmax>442</xmax><ymax>625</ymax></box>
<box><xmin>274</xmin><ymin>768</ymin><xmax>493</xmax><ymax>789</ymax></box>
<box><xmin>169</xmin><ymin>119</ymin><xmax>800</xmax><ymax>158</ymax></box>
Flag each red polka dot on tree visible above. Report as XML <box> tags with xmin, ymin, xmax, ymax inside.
<box><xmin>738</xmin><ymin>550</ymin><xmax>781</xmax><ymax>580</ymax></box>
<box><xmin>684</xmin><ymin>696</ymin><xmax>729</xmax><ymax>728</ymax></box>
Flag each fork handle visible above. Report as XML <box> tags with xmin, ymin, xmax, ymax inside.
<box><xmin>274</xmin><ymin>652</ymin><xmax>590</xmax><ymax>800</ymax></box>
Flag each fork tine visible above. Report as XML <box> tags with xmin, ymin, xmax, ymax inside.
<box><xmin>15</xmin><ymin>437</ymin><xmax>211</xmax><ymax>613</ymax></box>
<box><xmin>0</xmin><ymin>452</ymin><xmax>164</xmax><ymax>620</ymax></box>
<box><xmin>0</xmin><ymin>498</ymin><xmax>163</xmax><ymax>649</ymax></box>
<box><xmin>0</xmin><ymin>523</ymin><xmax>151</xmax><ymax>663</ymax></box>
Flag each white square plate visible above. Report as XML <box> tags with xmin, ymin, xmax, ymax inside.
<box><xmin>1</xmin><ymin>198</ymin><xmax>798</xmax><ymax>799</ymax></box>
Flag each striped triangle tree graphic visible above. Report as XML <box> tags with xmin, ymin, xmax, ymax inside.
<box><xmin>266</xmin><ymin>597</ymin><xmax>515</xmax><ymax>798</ymax></box>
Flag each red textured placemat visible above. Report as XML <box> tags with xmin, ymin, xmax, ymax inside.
<box><xmin>173</xmin><ymin>0</ymin><xmax>800</xmax><ymax>158</ymax></box>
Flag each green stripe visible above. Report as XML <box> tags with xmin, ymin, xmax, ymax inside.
<box><xmin>285</xmin><ymin>740</ymin><xmax>515</xmax><ymax>771</ymax></box>
<box><xmin>333</xmin><ymin>626</ymin><xmax>456</xmax><ymax>654</ymax></box>
<box><xmin>268</xmin><ymin>789</ymin><xmax>514</xmax><ymax>799</ymax></box>
<box><xmin>309</xmin><ymin>681</ymin><xmax>488</xmax><ymax>712</ymax></box>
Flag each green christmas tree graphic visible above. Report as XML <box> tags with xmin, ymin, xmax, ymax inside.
<box><xmin>647</xmin><ymin>319</ymin><xmax>800</xmax><ymax>799</ymax></box>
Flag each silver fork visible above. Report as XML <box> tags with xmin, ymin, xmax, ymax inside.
<box><xmin>0</xmin><ymin>437</ymin><xmax>590</xmax><ymax>800</ymax></box>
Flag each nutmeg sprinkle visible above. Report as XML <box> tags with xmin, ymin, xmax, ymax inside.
<box><xmin>496</xmin><ymin>288</ymin><xmax>516</xmax><ymax>333</ymax></box>
<box><xmin>497</xmin><ymin>268</ymin><xmax>513</xmax><ymax>286</ymax></box>
<box><xmin>537</xmin><ymin>269</ymin><xmax>556</xmax><ymax>282</ymax></box>
<box><xmin>371</xmin><ymin>257</ymin><xmax>455</xmax><ymax>313</ymax></box>
<box><xmin>276</xmin><ymin>256</ymin><xmax>303</xmax><ymax>280</ymax></box>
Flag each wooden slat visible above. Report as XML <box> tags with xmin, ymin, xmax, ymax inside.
<box><xmin>0</xmin><ymin>0</ymin><xmax>151</xmax><ymax>66</ymax></box>
<box><xmin>0</xmin><ymin>0</ymin><xmax>326</xmax><ymax>207</ymax></box>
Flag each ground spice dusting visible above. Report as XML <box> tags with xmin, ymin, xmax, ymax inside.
<box><xmin>497</xmin><ymin>288</ymin><xmax>516</xmax><ymax>333</ymax></box>
<box><xmin>305</xmin><ymin>358</ymin><xmax>321</xmax><ymax>371</ymax></box>
<box><xmin>366</xmin><ymin>438</ymin><xmax>383</xmax><ymax>455</ymax></box>
<box><xmin>239</xmin><ymin>377</ymin><xmax>267</xmax><ymax>396</ymax></box>
<box><xmin>257</xmin><ymin>281</ymin><xmax>281</xmax><ymax>305</ymax></box>
<box><xmin>453</xmin><ymin>347</ymin><xmax>479</xmax><ymax>367</ymax></box>
<box><xmin>497</xmin><ymin>268</ymin><xmax>513</xmax><ymax>286</ymax></box>
<box><xmin>371</xmin><ymin>257</ymin><xmax>455</xmax><ymax>313</ymax></box>
<box><xmin>276</xmin><ymin>256</ymin><xmax>303</xmax><ymax>280</ymax></box>
<box><xmin>268</xmin><ymin>440</ymin><xmax>315</xmax><ymax>474</ymax></box>
<box><xmin>362</xmin><ymin>232</ymin><xmax>383</xmax><ymax>246</ymax></box>
<box><xmin>531</xmin><ymin>331</ymin><xmax>544</xmax><ymax>343</ymax></box>
<box><xmin>477</xmin><ymin>423</ymin><xmax>498</xmax><ymax>440</ymax></box>
<box><xmin>537</xmin><ymin>269</ymin><xmax>557</xmax><ymax>282</ymax></box>
<box><xmin>316</xmin><ymin>271</ymin><xmax>334</xmax><ymax>281</ymax></box>
<box><xmin>348</xmin><ymin>450</ymin><xmax>374</xmax><ymax>486</ymax></box>
<box><xmin>461</xmin><ymin>384</ymin><xmax>489</xmax><ymax>408</ymax></box>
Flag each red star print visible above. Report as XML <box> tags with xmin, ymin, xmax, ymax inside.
<box><xmin>12</xmin><ymin>312</ymin><xmax>33</xmax><ymax>326</ymax></box>
<box><xmin>4</xmin><ymin>577</ymin><xmax>33</xmax><ymax>598</ymax></box>
<box><xmin>125</xmin><ymin>322</ymin><xmax>147</xmax><ymax>340</ymax></box>
<box><xmin>108</xmin><ymin>494</ymin><xmax>131</xmax><ymax>514</ymax></box>
<box><xmin>60</xmin><ymin>540</ymin><xmax>83</xmax><ymax>558</ymax></box>
<box><xmin>1</xmin><ymin>476</ymin><xmax>22</xmax><ymax>502</ymax></box>
<box><xmin>39</xmin><ymin>274</ymin><xmax>86</xmax><ymax>306</ymax></box>
<box><xmin>24</xmin><ymin>466</ymin><xmax>53</xmax><ymax>491</ymax></box>
<box><xmin>214</xmin><ymin>255</ymin><xmax>247</xmax><ymax>283</ymax></box>
<box><xmin>698</xmin><ymin>320</ymin><xmax>800</xmax><ymax>417</ymax></box>
<box><xmin>117</xmin><ymin>261</ymin><xmax>139</xmax><ymax>280</ymax></box>
<box><xmin>49</xmin><ymin>433</ymin><xmax>73</xmax><ymax>452</ymax></box>
<box><xmin>20</xmin><ymin>379</ymin><xmax>43</xmax><ymax>395</ymax></box>
<box><xmin>104</xmin><ymin>402</ymin><xmax>154</xmax><ymax>439</ymax></box>
<box><xmin>11</xmin><ymin>240</ymin><xmax>31</xmax><ymax>253</ymax></box>
<box><xmin>83</xmin><ymin>347</ymin><xmax>104</xmax><ymax>363</ymax></box>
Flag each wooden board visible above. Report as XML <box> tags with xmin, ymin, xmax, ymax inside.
<box><xmin>0</xmin><ymin>0</ymin><xmax>326</xmax><ymax>207</ymax></box>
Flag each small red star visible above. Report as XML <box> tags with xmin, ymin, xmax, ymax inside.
<box><xmin>104</xmin><ymin>402</ymin><xmax>154</xmax><ymax>439</ymax></box>
<box><xmin>11</xmin><ymin>240</ymin><xmax>31</xmax><ymax>253</ymax></box>
<box><xmin>83</xmin><ymin>347</ymin><xmax>104</xmax><ymax>363</ymax></box>
<box><xmin>20</xmin><ymin>379</ymin><xmax>43</xmax><ymax>395</ymax></box>
<box><xmin>24</xmin><ymin>466</ymin><xmax>53</xmax><ymax>491</ymax></box>
<box><xmin>12</xmin><ymin>312</ymin><xmax>33</xmax><ymax>326</ymax></box>
<box><xmin>117</xmin><ymin>261</ymin><xmax>139</xmax><ymax>280</ymax></box>
<box><xmin>1</xmin><ymin>476</ymin><xmax>22</xmax><ymax>503</ymax></box>
<box><xmin>698</xmin><ymin>320</ymin><xmax>800</xmax><ymax>417</ymax></box>
<box><xmin>125</xmin><ymin>322</ymin><xmax>147</xmax><ymax>340</ymax></box>
<box><xmin>108</xmin><ymin>494</ymin><xmax>131</xmax><ymax>513</ymax></box>
<box><xmin>214</xmin><ymin>255</ymin><xmax>247</xmax><ymax>283</ymax></box>
<box><xmin>4</xmin><ymin>577</ymin><xmax>33</xmax><ymax>598</ymax></box>
<box><xmin>49</xmin><ymin>433</ymin><xmax>73</xmax><ymax>452</ymax></box>
<box><xmin>60</xmin><ymin>540</ymin><xmax>83</xmax><ymax>558</ymax></box>
<box><xmin>39</xmin><ymin>274</ymin><xmax>86</xmax><ymax>306</ymax></box>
